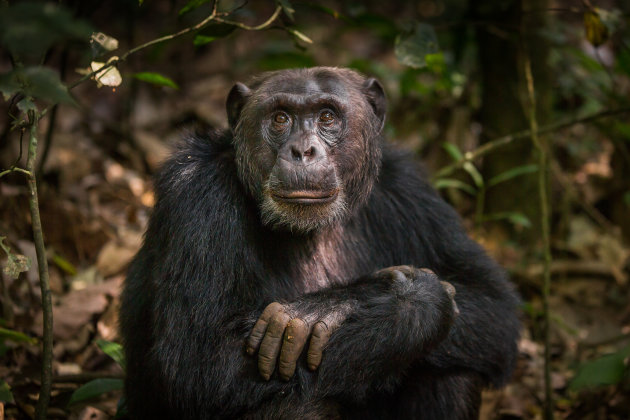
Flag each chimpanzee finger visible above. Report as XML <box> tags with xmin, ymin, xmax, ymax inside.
<box><xmin>306</xmin><ymin>320</ymin><xmax>332</xmax><ymax>371</ymax></box>
<box><xmin>258</xmin><ymin>311</ymin><xmax>292</xmax><ymax>380</ymax></box>
<box><xmin>278</xmin><ymin>318</ymin><xmax>309</xmax><ymax>381</ymax></box>
<box><xmin>247</xmin><ymin>302</ymin><xmax>284</xmax><ymax>356</ymax></box>
<box><xmin>440</xmin><ymin>281</ymin><xmax>460</xmax><ymax>316</ymax></box>
<box><xmin>440</xmin><ymin>281</ymin><xmax>456</xmax><ymax>299</ymax></box>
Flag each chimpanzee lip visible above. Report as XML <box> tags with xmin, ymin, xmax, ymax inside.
<box><xmin>272</xmin><ymin>189</ymin><xmax>339</xmax><ymax>204</ymax></box>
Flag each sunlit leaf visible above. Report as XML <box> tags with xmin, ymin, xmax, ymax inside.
<box><xmin>90</xmin><ymin>59</ymin><xmax>122</xmax><ymax>87</ymax></box>
<box><xmin>276</xmin><ymin>0</ymin><xmax>295</xmax><ymax>21</ymax></box>
<box><xmin>0</xmin><ymin>381</ymin><xmax>14</xmax><ymax>403</ymax></box>
<box><xmin>96</xmin><ymin>339</ymin><xmax>126</xmax><ymax>370</ymax></box>
<box><xmin>0</xmin><ymin>327</ymin><xmax>37</xmax><ymax>345</ymax></box>
<box><xmin>0</xmin><ymin>2</ymin><xmax>92</xmax><ymax>60</ymax></box>
<box><xmin>68</xmin><ymin>378</ymin><xmax>124</xmax><ymax>406</ymax></box>
<box><xmin>434</xmin><ymin>178</ymin><xmax>476</xmax><ymax>196</ymax></box>
<box><xmin>395</xmin><ymin>22</ymin><xmax>439</xmax><ymax>69</ymax></box>
<box><xmin>463</xmin><ymin>162</ymin><xmax>484</xmax><ymax>188</ymax></box>
<box><xmin>442</xmin><ymin>142</ymin><xmax>463</xmax><ymax>162</ymax></box>
<box><xmin>133</xmin><ymin>72</ymin><xmax>178</xmax><ymax>89</ymax></box>
<box><xmin>569</xmin><ymin>345</ymin><xmax>630</xmax><ymax>390</ymax></box>
<box><xmin>487</xmin><ymin>164</ymin><xmax>538</xmax><ymax>188</ymax></box>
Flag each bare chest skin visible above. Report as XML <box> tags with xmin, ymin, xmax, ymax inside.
<box><xmin>291</xmin><ymin>226</ymin><xmax>361</xmax><ymax>293</ymax></box>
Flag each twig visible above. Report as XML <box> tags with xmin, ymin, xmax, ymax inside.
<box><xmin>433</xmin><ymin>107</ymin><xmax>630</xmax><ymax>180</ymax></box>
<box><xmin>524</xmin><ymin>56</ymin><xmax>553</xmax><ymax>420</ymax></box>
<box><xmin>214</xmin><ymin>6</ymin><xmax>282</xmax><ymax>30</ymax></box>
<box><xmin>23</xmin><ymin>112</ymin><xmax>53</xmax><ymax>420</ymax></box>
<box><xmin>65</xmin><ymin>3</ymin><xmax>282</xmax><ymax>93</ymax></box>
<box><xmin>0</xmin><ymin>167</ymin><xmax>32</xmax><ymax>178</ymax></box>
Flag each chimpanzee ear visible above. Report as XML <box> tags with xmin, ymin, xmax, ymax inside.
<box><xmin>226</xmin><ymin>82</ymin><xmax>252</xmax><ymax>131</ymax></box>
<box><xmin>362</xmin><ymin>78</ymin><xmax>386</xmax><ymax>132</ymax></box>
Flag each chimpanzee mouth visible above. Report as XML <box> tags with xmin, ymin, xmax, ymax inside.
<box><xmin>271</xmin><ymin>189</ymin><xmax>339</xmax><ymax>205</ymax></box>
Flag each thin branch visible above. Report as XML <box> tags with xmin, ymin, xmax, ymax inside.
<box><xmin>24</xmin><ymin>113</ymin><xmax>53</xmax><ymax>420</ymax></box>
<box><xmin>66</xmin><ymin>4</ymin><xmax>283</xmax><ymax>93</ymax></box>
<box><xmin>214</xmin><ymin>6</ymin><xmax>282</xmax><ymax>30</ymax></box>
<box><xmin>433</xmin><ymin>107</ymin><xmax>630</xmax><ymax>180</ymax></box>
<box><xmin>67</xmin><ymin>1</ymin><xmax>220</xmax><ymax>90</ymax></box>
<box><xmin>0</xmin><ymin>167</ymin><xmax>32</xmax><ymax>178</ymax></box>
<box><xmin>524</xmin><ymin>56</ymin><xmax>553</xmax><ymax>420</ymax></box>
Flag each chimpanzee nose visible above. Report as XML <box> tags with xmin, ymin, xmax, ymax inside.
<box><xmin>291</xmin><ymin>144</ymin><xmax>317</xmax><ymax>162</ymax></box>
<box><xmin>280</xmin><ymin>137</ymin><xmax>324</xmax><ymax>164</ymax></box>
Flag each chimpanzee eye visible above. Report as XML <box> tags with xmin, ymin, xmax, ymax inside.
<box><xmin>319</xmin><ymin>110</ymin><xmax>335</xmax><ymax>125</ymax></box>
<box><xmin>273</xmin><ymin>112</ymin><xmax>290</xmax><ymax>125</ymax></box>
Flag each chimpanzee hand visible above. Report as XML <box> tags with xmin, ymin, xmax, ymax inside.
<box><xmin>372</xmin><ymin>266</ymin><xmax>459</xmax><ymax>317</ymax></box>
<box><xmin>246</xmin><ymin>301</ymin><xmax>353</xmax><ymax>381</ymax></box>
<box><xmin>246</xmin><ymin>266</ymin><xmax>458</xmax><ymax>382</ymax></box>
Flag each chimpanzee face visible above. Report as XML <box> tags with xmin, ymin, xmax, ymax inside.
<box><xmin>227</xmin><ymin>67</ymin><xmax>386</xmax><ymax>232</ymax></box>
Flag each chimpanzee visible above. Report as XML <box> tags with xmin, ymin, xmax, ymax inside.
<box><xmin>120</xmin><ymin>67</ymin><xmax>521</xmax><ymax>420</ymax></box>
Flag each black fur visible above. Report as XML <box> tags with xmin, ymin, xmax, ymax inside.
<box><xmin>120</xmin><ymin>68</ymin><xmax>520</xmax><ymax>420</ymax></box>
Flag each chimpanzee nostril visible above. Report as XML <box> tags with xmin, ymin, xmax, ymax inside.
<box><xmin>291</xmin><ymin>146</ymin><xmax>302</xmax><ymax>161</ymax></box>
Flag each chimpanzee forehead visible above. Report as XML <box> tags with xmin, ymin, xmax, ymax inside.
<box><xmin>259</xmin><ymin>72</ymin><xmax>351</xmax><ymax>98</ymax></box>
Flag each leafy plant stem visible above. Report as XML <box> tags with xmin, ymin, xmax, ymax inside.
<box><xmin>64</xmin><ymin>2</ymin><xmax>283</xmax><ymax>95</ymax></box>
<box><xmin>24</xmin><ymin>112</ymin><xmax>53</xmax><ymax>420</ymax></box>
<box><xmin>433</xmin><ymin>107</ymin><xmax>630</xmax><ymax>180</ymax></box>
<box><xmin>524</xmin><ymin>56</ymin><xmax>553</xmax><ymax>420</ymax></box>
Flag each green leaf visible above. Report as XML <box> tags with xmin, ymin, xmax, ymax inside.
<box><xmin>0</xmin><ymin>67</ymin><xmax>75</xmax><ymax>106</ymax></box>
<box><xmin>193</xmin><ymin>35</ymin><xmax>218</xmax><ymax>47</ymax></box>
<box><xmin>133</xmin><ymin>72</ymin><xmax>179</xmax><ymax>89</ymax></box>
<box><xmin>179</xmin><ymin>0</ymin><xmax>210</xmax><ymax>16</ymax></box>
<box><xmin>96</xmin><ymin>339</ymin><xmax>126</xmax><ymax>370</ymax></box>
<box><xmin>569</xmin><ymin>345</ymin><xmax>630</xmax><ymax>391</ymax></box>
<box><xmin>487</xmin><ymin>164</ymin><xmax>538</xmax><ymax>188</ymax></box>
<box><xmin>395</xmin><ymin>22</ymin><xmax>440</xmax><ymax>69</ymax></box>
<box><xmin>0</xmin><ymin>380</ymin><xmax>14</xmax><ymax>403</ymax></box>
<box><xmin>276</xmin><ymin>0</ymin><xmax>295</xmax><ymax>21</ymax></box>
<box><xmin>434</xmin><ymin>178</ymin><xmax>476</xmax><ymax>196</ymax></box>
<box><xmin>0</xmin><ymin>327</ymin><xmax>37</xmax><ymax>345</ymax></box>
<box><xmin>483</xmin><ymin>212</ymin><xmax>532</xmax><ymax>228</ymax></box>
<box><xmin>0</xmin><ymin>2</ymin><xmax>92</xmax><ymax>60</ymax></box>
<box><xmin>463</xmin><ymin>162</ymin><xmax>484</xmax><ymax>188</ymax></box>
<box><xmin>68</xmin><ymin>378</ymin><xmax>124</xmax><ymax>406</ymax></box>
<box><xmin>442</xmin><ymin>142</ymin><xmax>463</xmax><ymax>162</ymax></box>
